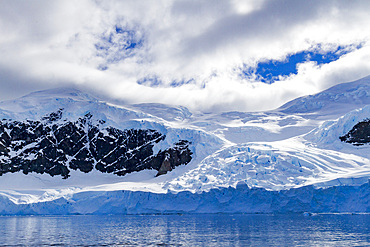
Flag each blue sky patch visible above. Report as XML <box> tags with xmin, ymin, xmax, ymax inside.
<box><xmin>137</xmin><ymin>76</ymin><xmax>197</xmax><ymax>88</ymax></box>
<box><xmin>170</xmin><ymin>78</ymin><xmax>196</xmax><ymax>87</ymax></box>
<box><xmin>137</xmin><ymin>76</ymin><xmax>162</xmax><ymax>87</ymax></box>
<box><xmin>95</xmin><ymin>25</ymin><xmax>143</xmax><ymax>70</ymax></box>
<box><xmin>243</xmin><ymin>45</ymin><xmax>361</xmax><ymax>83</ymax></box>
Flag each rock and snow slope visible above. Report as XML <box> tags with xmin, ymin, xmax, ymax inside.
<box><xmin>0</xmin><ymin>76</ymin><xmax>369</xmax><ymax>214</ymax></box>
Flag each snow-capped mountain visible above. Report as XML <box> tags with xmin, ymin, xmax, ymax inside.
<box><xmin>0</xmin><ymin>87</ymin><xmax>223</xmax><ymax>189</ymax></box>
<box><xmin>0</xmin><ymin>76</ymin><xmax>369</xmax><ymax>214</ymax></box>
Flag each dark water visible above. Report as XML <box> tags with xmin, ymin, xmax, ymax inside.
<box><xmin>0</xmin><ymin>214</ymin><xmax>369</xmax><ymax>246</ymax></box>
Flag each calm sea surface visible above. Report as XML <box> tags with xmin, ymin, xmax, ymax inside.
<box><xmin>0</xmin><ymin>214</ymin><xmax>369</xmax><ymax>246</ymax></box>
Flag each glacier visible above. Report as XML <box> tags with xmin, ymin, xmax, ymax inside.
<box><xmin>0</xmin><ymin>76</ymin><xmax>370</xmax><ymax>214</ymax></box>
<box><xmin>0</xmin><ymin>182</ymin><xmax>369</xmax><ymax>215</ymax></box>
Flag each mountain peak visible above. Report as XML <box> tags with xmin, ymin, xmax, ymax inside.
<box><xmin>20</xmin><ymin>87</ymin><xmax>98</xmax><ymax>102</ymax></box>
<box><xmin>277</xmin><ymin>75</ymin><xmax>370</xmax><ymax>116</ymax></box>
<box><xmin>0</xmin><ymin>87</ymin><xmax>99</xmax><ymax>115</ymax></box>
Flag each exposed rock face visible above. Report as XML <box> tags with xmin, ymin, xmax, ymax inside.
<box><xmin>340</xmin><ymin>119</ymin><xmax>370</xmax><ymax>145</ymax></box>
<box><xmin>155</xmin><ymin>140</ymin><xmax>192</xmax><ymax>176</ymax></box>
<box><xmin>0</xmin><ymin>109</ymin><xmax>192</xmax><ymax>178</ymax></box>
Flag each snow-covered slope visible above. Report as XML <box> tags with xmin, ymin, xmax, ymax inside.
<box><xmin>306</xmin><ymin>105</ymin><xmax>370</xmax><ymax>148</ymax></box>
<box><xmin>278</xmin><ymin>75</ymin><xmax>370</xmax><ymax>116</ymax></box>
<box><xmin>0</xmin><ymin>76</ymin><xmax>370</xmax><ymax>214</ymax></box>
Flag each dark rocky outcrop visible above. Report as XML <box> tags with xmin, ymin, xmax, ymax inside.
<box><xmin>0</xmin><ymin>109</ymin><xmax>192</xmax><ymax>178</ymax></box>
<box><xmin>154</xmin><ymin>140</ymin><xmax>193</xmax><ymax>176</ymax></box>
<box><xmin>340</xmin><ymin>119</ymin><xmax>370</xmax><ymax>145</ymax></box>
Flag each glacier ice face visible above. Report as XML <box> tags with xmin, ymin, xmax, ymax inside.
<box><xmin>0</xmin><ymin>181</ymin><xmax>369</xmax><ymax>215</ymax></box>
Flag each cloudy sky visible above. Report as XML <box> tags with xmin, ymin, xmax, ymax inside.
<box><xmin>1</xmin><ymin>0</ymin><xmax>370</xmax><ymax>112</ymax></box>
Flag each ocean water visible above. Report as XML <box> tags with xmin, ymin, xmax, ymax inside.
<box><xmin>0</xmin><ymin>214</ymin><xmax>369</xmax><ymax>246</ymax></box>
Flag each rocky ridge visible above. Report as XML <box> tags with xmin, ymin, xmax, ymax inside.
<box><xmin>0</xmin><ymin>109</ymin><xmax>192</xmax><ymax>178</ymax></box>
<box><xmin>340</xmin><ymin>119</ymin><xmax>370</xmax><ymax>145</ymax></box>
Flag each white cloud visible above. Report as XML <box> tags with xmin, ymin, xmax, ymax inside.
<box><xmin>0</xmin><ymin>0</ymin><xmax>369</xmax><ymax>112</ymax></box>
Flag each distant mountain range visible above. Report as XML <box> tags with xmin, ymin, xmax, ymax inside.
<box><xmin>0</xmin><ymin>76</ymin><xmax>369</xmax><ymax>214</ymax></box>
